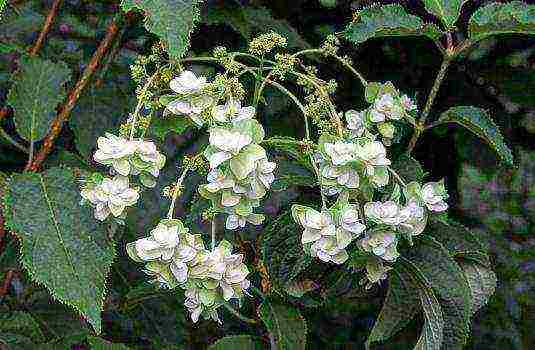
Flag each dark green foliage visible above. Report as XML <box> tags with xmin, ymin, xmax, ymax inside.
<box><xmin>258</xmin><ymin>297</ymin><xmax>307</xmax><ymax>350</ymax></box>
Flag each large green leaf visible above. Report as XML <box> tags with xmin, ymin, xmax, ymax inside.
<box><xmin>468</xmin><ymin>1</ymin><xmax>535</xmax><ymax>43</ymax></box>
<box><xmin>421</xmin><ymin>0</ymin><xmax>467</xmax><ymax>29</ymax></box>
<box><xmin>366</xmin><ymin>271</ymin><xmax>420</xmax><ymax>348</ymax></box>
<box><xmin>258</xmin><ymin>298</ymin><xmax>307</xmax><ymax>350</ymax></box>
<box><xmin>261</xmin><ymin>211</ymin><xmax>312</xmax><ymax>290</ymax></box>
<box><xmin>459</xmin><ymin>261</ymin><xmax>496</xmax><ymax>315</ymax></box>
<box><xmin>404</xmin><ymin>236</ymin><xmax>471</xmax><ymax>350</ymax></box>
<box><xmin>397</xmin><ymin>261</ymin><xmax>443</xmax><ymax>350</ymax></box>
<box><xmin>71</xmin><ymin>81</ymin><xmax>134</xmax><ymax>159</ymax></box>
<box><xmin>437</xmin><ymin>106</ymin><xmax>513</xmax><ymax>166</ymax></box>
<box><xmin>87</xmin><ymin>335</ymin><xmax>132</xmax><ymax>349</ymax></box>
<box><xmin>208</xmin><ymin>335</ymin><xmax>266</xmax><ymax>350</ymax></box>
<box><xmin>344</xmin><ymin>4</ymin><xmax>442</xmax><ymax>45</ymax></box>
<box><xmin>2</xmin><ymin>167</ymin><xmax>115</xmax><ymax>333</ymax></box>
<box><xmin>148</xmin><ymin>115</ymin><xmax>193</xmax><ymax>142</ymax></box>
<box><xmin>121</xmin><ymin>0</ymin><xmax>203</xmax><ymax>59</ymax></box>
<box><xmin>7</xmin><ymin>56</ymin><xmax>71</xmax><ymax>142</ymax></box>
<box><xmin>391</xmin><ymin>153</ymin><xmax>425</xmax><ymax>183</ymax></box>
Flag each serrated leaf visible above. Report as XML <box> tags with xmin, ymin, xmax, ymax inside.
<box><xmin>7</xmin><ymin>56</ymin><xmax>71</xmax><ymax>142</ymax></box>
<box><xmin>397</xmin><ymin>261</ymin><xmax>443</xmax><ymax>350</ymax></box>
<box><xmin>121</xmin><ymin>0</ymin><xmax>203</xmax><ymax>59</ymax></box>
<box><xmin>3</xmin><ymin>167</ymin><xmax>115</xmax><ymax>334</ymax></box>
<box><xmin>392</xmin><ymin>153</ymin><xmax>425</xmax><ymax>183</ymax></box>
<box><xmin>87</xmin><ymin>335</ymin><xmax>131</xmax><ymax>349</ymax></box>
<box><xmin>437</xmin><ymin>106</ymin><xmax>513</xmax><ymax>166</ymax></box>
<box><xmin>468</xmin><ymin>1</ymin><xmax>535</xmax><ymax>43</ymax></box>
<box><xmin>404</xmin><ymin>236</ymin><xmax>471</xmax><ymax>350</ymax></box>
<box><xmin>258</xmin><ymin>298</ymin><xmax>307</xmax><ymax>350</ymax></box>
<box><xmin>344</xmin><ymin>4</ymin><xmax>443</xmax><ymax>45</ymax></box>
<box><xmin>261</xmin><ymin>211</ymin><xmax>312</xmax><ymax>290</ymax></box>
<box><xmin>208</xmin><ymin>335</ymin><xmax>266</xmax><ymax>350</ymax></box>
<box><xmin>422</xmin><ymin>0</ymin><xmax>467</xmax><ymax>29</ymax></box>
<box><xmin>459</xmin><ymin>261</ymin><xmax>496</xmax><ymax>315</ymax></box>
<box><xmin>148</xmin><ymin>116</ymin><xmax>193</xmax><ymax>141</ymax></box>
<box><xmin>71</xmin><ymin>81</ymin><xmax>134</xmax><ymax>159</ymax></box>
<box><xmin>367</xmin><ymin>271</ymin><xmax>420</xmax><ymax>348</ymax></box>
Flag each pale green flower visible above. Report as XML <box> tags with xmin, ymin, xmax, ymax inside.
<box><xmin>421</xmin><ymin>181</ymin><xmax>448</xmax><ymax>212</ymax></box>
<box><xmin>207</xmin><ymin>128</ymin><xmax>252</xmax><ymax>169</ymax></box>
<box><xmin>213</xmin><ymin>100</ymin><xmax>255</xmax><ymax>124</ymax></box>
<box><xmin>93</xmin><ymin>133</ymin><xmax>137</xmax><ymax>176</ymax></box>
<box><xmin>358</xmin><ymin>229</ymin><xmax>399</xmax><ymax>262</ymax></box>
<box><xmin>170</xmin><ymin>70</ymin><xmax>207</xmax><ymax>94</ymax></box>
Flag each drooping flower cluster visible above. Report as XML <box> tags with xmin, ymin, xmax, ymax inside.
<box><xmin>127</xmin><ymin>219</ymin><xmax>250</xmax><ymax>323</ymax></box>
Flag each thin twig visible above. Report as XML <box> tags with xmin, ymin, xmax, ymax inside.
<box><xmin>26</xmin><ymin>18</ymin><xmax>121</xmax><ymax>172</ymax></box>
<box><xmin>28</xmin><ymin>0</ymin><xmax>63</xmax><ymax>56</ymax></box>
<box><xmin>0</xmin><ymin>270</ymin><xmax>15</xmax><ymax>298</ymax></box>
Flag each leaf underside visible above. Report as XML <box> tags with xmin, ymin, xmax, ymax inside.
<box><xmin>3</xmin><ymin>167</ymin><xmax>115</xmax><ymax>333</ymax></box>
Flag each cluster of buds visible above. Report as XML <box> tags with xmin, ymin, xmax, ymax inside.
<box><xmin>127</xmin><ymin>219</ymin><xmax>250</xmax><ymax>323</ymax></box>
<box><xmin>199</xmin><ymin>98</ymin><xmax>276</xmax><ymax>230</ymax></box>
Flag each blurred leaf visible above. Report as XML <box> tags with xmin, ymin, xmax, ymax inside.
<box><xmin>0</xmin><ymin>3</ymin><xmax>44</xmax><ymax>43</ymax></box>
<box><xmin>87</xmin><ymin>335</ymin><xmax>132</xmax><ymax>349</ymax></box>
<box><xmin>121</xmin><ymin>0</ymin><xmax>203</xmax><ymax>59</ymax></box>
<box><xmin>404</xmin><ymin>236</ymin><xmax>471</xmax><ymax>350</ymax></box>
<box><xmin>366</xmin><ymin>271</ymin><xmax>419</xmax><ymax>348</ymax></box>
<box><xmin>261</xmin><ymin>210</ymin><xmax>312</xmax><ymax>290</ymax></box>
<box><xmin>421</xmin><ymin>0</ymin><xmax>466</xmax><ymax>29</ymax></box>
<box><xmin>148</xmin><ymin>115</ymin><xmax>193</xmax><ymax>141</ymax></box>
<box><xmin>258</xmin><ymin>298</ymin><xmax>307</xmax><ymax>350</ymax></box>
<box><xmin>344</xmin><ymin>4</ymin><xmax>442</xmax><ymax>45</ymax></box>
<box><xmin>0</xmin><ymin>311</ymin><xmax>45</xmax><ymax>349</ymax></box>
<box><xmin>3</xmin><ymin>167</ymin><xmax>115</xmax><ymax>334</ymax></box>
<box><xmin>391</xmin><ymin>153</ymin><xmax>425</xmax><ymax>183</ymax></box>
<box><xmin>71</xmin><ymin>81</ymin><xmax>134</xmax><ymax>159</ymax></box>
<box><xmin>437</xmin><ymin>106</ymin><xmax>513</xmax><ymax>166</ymax></box>
<box><xmin>319</xmin><ymin>0</ymin><xmax>337</xmax><ymax>8</ymax></box>
<box><xmin>263</xmin><ymin>136</ymin><xmax>311</xmax><ymax>167</ymax></box>
<box><xmin>7</xmin><ymin>56</ymin><xmax>71</xmax><ymax>142</ymax></box>
<box><xmin>468</xmin><ymin>1</ymin><xmax>535</xmax><ymax>43</ymax></box>
<box><xmin>208</xmin><ymin>335</ymin><xmax>266</xmax><ymax>350</ymax></box>
<box><xmin>459</xmin><ymin>261</ymin><xmax>497</xmax><ymax>315</ymax></box>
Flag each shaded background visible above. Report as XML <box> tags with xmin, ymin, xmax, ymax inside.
<box><xmin>0</xmin><ymin>0</ymin><xmax>534</xmax><ymax>349</ymax></box>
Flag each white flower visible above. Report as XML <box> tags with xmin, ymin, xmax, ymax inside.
<box><xmin>127</xmin><ymin>220</ymin><xmax>185</xmax><ymax>262</ymax></box>
<box><xmin>355</xmin><ymin>140</ymin><xmax>391</xmax><ymax>175</ymax></box>
<box><xmin>208</xmin><ymin>128</ymin><xmax>252</xmax><ymax>168</ymax></box>
<box><xmin>184</xmin><ymin>288</ymin><xmax>221</xmax><ymax>324</ymax></box>
<box><xmin>345</xmin><ymin>110</ymin><xmax>366</xmax><ymax>137</ymax></box>
<box><xmin>255</xmin><ymin>158</ymin><xmax>276</xmax><ymax>189</ymax></box>
<box><xmin>81</xmin><ymin>175</ymin><xmax>139</xmax><ymax>221</ymax></box>
<box><xmin>205</xmin><ymin>169</ymin><xmax>235</xmax><ymax>193</ymax></box>
<box><xmin>373</xmin><ymin>93</ymin><xmax>403</xmax><ymax>121</ymax></box>
<box><xmin>398</xmin><ymin>199</ymin><xmax>427</xmax><ymax>237</ymax></box>
<box><xmin>400</xmin><ymin>94</ymin><xmax>417</xmax><ymax>111</ymax></box>
<box><xmin>93</xmin><ymin>133</ymin><xmax>137</xmax><ymax>176</ymax></box>
<box><xmin>170</xmin><ymin>233</ymin><xmax>207</xmax><ymax>283</ymax></box>
<box><xmin>132</xmin><ymin>139</ymin><xmax>166</xmax><ymax>178</ymax></box>
<box><xmin>165</xmin><ymin>95</ymin><xmax>214</xmax><ymax>127</ymax></box>
<box><xmin>170</xmin><ymin>70</ymin><xmax>207</xmax><ymax>94</ymax></box>
<box><xmin>324</xmin><ymin>141</ymin><xmax>358</xmax><ymax>166</ymax></box>
<box><xmin>321</xmin><ymin>165</ymin><xmax>359</xmax><ymax>190</ymax></box>
<box><xmin>340</xmin><ymin>205</ymin><xmax>366</xmax><ymax>236</ymax></box>
<box><xmin>359</xmin><ymin>230</ymin><xmax>399</xmax><ymax>262</ymax></box>
<box><xmin>421</xmin><ymin>181</ymin><xmax>448</xmax><ymax>212</ymax></box>
<box><xmin>225</xmin><ymin>213</ymin><xmax>264</xmax><ymax>230</ymax></box>
<box><xmin>213</xmin><ymin>100</ymin><xmax>255</xmax><ymax>124</ymax></box>
<box><xmin>364</xmin><ymin>201</ymin><xmax>409</xmax><ymax>227</ymax></box>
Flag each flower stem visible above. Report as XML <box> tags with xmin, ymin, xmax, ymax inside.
<box><xmin>130</xmin><ymin>72</ymin><xmax>158</xmax><ymax>140</ymax></box>
<box><xmin>166</xmin><ymin>166</ymin><xmax>191</xmax><ymax>220</ymax></box>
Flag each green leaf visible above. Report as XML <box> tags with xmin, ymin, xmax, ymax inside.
<box><xmin>121</xmin><ymin>0</ymin><xmax>203</xmax><ymax>59</ymax></box>
<box><xmin>148</xmin><ymin>116</ymin><xmax>193</xmax><ymax>141</ymax></box>
<box><xmin>230</xmin><ymin>144</ymin><xmax>266</xmax><ymax>180</ymax></box>
<box><xmin>258</xmin><ymin>298</ymin><xmax>307</xmax><ymax>350</ymax></box>
<box><xmin>319</xmin><ymin>0</ymin><xmax>337</xmax><ymax>8</ymax></box>
<box><xmin>7</xmin><ymin>56</ymin><xmax>71</xmax><ymax>142</ymax></box>
<box><xmin>421</xmin><ymin>0</ymin><xmax>467</xmax><ymax>29</ymax></box>
<box><xmin>0</xmin><ymin>3</ymin><xmax>44</xmax><ymax>44</ymax></box>
<box><xmin>208</xmin><ymin>335</ymin><xmax>266</xmax><ymax>350</ymax></box>
<box><xmin>71</xmin><ymin>81</ymin><xmax>134</xmax><ymax>159</ymax></box>
<box><xmin>392</xmin><ymin>153</ymin><xmax>425</xmax><ymax>183</ymax></box>
<box><xmin>87</xmin><ymin>335</ymin><xmax>132</xmax><ymax>349</ymax></box>
<box><xmin>437</xmin><ymin>106</ymin><xmax>513</xmax><ymax>166</ymax></box>
<box><xmin>344</xmin><ymin>4</ymin><xmax>443</xmax><ymax>45</ymax></box>
<box><xmin>0</xmin><ymin>311</ymin><xmax>45</xmax><ymax>349</ymax></box>
<box><xmin>397</xmin><ymin>261</ymin><xmax>444</xmax><ymax>350</ymax></box>
<box><xmin>458</xmin><ymin>261</ymin><xmax>496</xmax><ymax>315</ymax></box>
<box><xmin>367</xmin><ymin>271</ymin><xmax>420</xmax><ymax>348</ymax></box>
<box><xmin>404</xmin><ymin>236</ymin><xmax>471</xmax><ymax>350</ymax></box>
<box><xmin>3</xmin><ymin>167</ymin><xmax>115</xmax><ymax>334</ymax></box>
<box><xmin>468</xmin><ymin>1</ymin><xmax>535</xmax><ymax>43</ymax></box>
<box><xmin>262</xmin><ymin>136</ymin><xmax>312</xmax><ymax>167</ymax></box>
<box><xmin>271</xmin><ymin>160</ymin><xmax>316</xmax><ymax>191</ymax></box>
<box><xmin>261</xmin><ymin>211</ymin><xmax>312</xmax><ymax>290</ymax></box>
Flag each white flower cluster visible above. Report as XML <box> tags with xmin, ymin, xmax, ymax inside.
<box><xmin>127</xmin><ymin>219</ymin><xmax>250</xmax><ymax>323</ymax></box>
<box><xmin>199</xmin><ymin>100</ymin><xmax>276</xmax><ymax>230</ymax></box>
<box><xmin>163</xmin><ymin>70</ymin><xmax>214</xmax><ymax>127</ymax></box>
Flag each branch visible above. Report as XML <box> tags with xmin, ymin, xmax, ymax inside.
<box><xmin>28</xmin><ymin>0</ymin><xmax>63</xmax><ymax>56</ymax></box>
<box><xmin>26</xmin><ymin>18</ymin><xmax>122</xmax><ymax>172</ymax></box>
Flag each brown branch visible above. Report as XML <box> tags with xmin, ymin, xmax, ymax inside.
<box><xmin>0</xmin><ymin>270</ymin><xmax>15</xmax><ymax>297</ymax></box>
<box><xmin>28</xmin><ymin>0</ymin><xmax>63</xmax><ymax>56</ymax></box>
<box><xmin>26</xmin><ymin>19</ymin><xmax>121</xmax><ymax>172</ymax></box>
